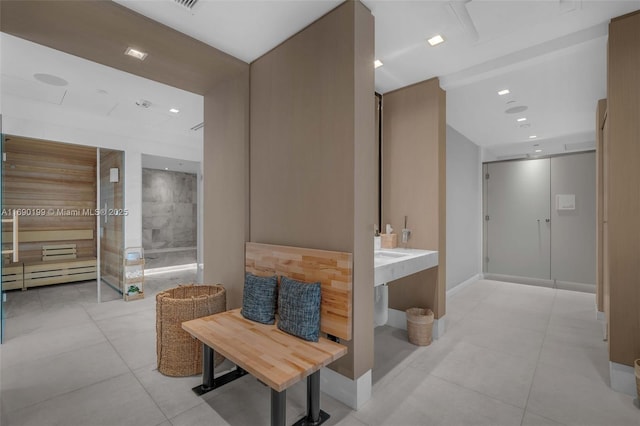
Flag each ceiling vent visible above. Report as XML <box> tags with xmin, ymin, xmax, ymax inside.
<box><xmin>190</xmin><ymin>122</ymin><xmax>204</xmax><ymax>132</ymax></box>
<box><xmin>505</xmin><ymin>105</ymin><xmax>528</xmax><ymax>114</ymax></box>
<box><xmin>173</xmin><ymin>0</ymin><xmax>199</xmax><ymax>11</ymax></box>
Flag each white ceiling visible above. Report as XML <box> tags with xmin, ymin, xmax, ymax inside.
<box><xmin>112</xmin><ymin>0</ymin><xmax>343</xmax><ymax>64</ymax></box>
<box><xmin>3</xmin><ymin>0</ymin><xmax>640</xmax><ymax>159</ymax></box>
<box><xmin>142</xmin><ymin>154</ymin><xmax>201</xmax><ymax>174</ymax></box>
<box><xmin>0</xmin><ymin>33</ymin><xmax>204</xmax><ymax>168</ymax></box>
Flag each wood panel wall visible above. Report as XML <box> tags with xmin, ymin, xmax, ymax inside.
<box><xmin>595</xmin><ymin>99</ymin><xmax>607</xmax><ymax>313</ymax></box>
<box><xmin>245</xmin><ymin>242</ymin><xmax>353</xmax><ymax>341</ymax></box>
<box><xmin>2</xmin><ymin>136</ymin><xmax>97</xmax><ymax>263</ymax></box>
<box><xmin>606</xmin><ymin>10</ymin><xmax>640</xmax><ymax>367</ymax></box>
<box><xmin>382</xmin><ymin>78</ymin><xmax>447</xmax><ymax>319</ymax></box>
<box><xmin>99</xmin><ymin>149</ymin><xmax>124</xmax><ymax>290</ymax></box>
<box><xmin>249</xmin><ymin>1</ymin><xmax>375</xmax><ymax>380</ymax></box>
<box><xmin>603</xmin><ymin>115</ymin><xmax>610</xmax><ymax>330</ymax></box>
<box><xmin>203</xmin><ymin>68</ymin><xmax>250</xmax><ymax>312</ymax></box>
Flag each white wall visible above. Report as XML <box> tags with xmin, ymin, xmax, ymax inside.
<box><xmin>550</xmin><ymin>152</ymin><xmax>596</xmax><ymax>287</ymax></box>
<box><xmin>2</xmin><ymin>95</ymin><xmax>202</xmax><ymax>250</ymax></box>
<box><xmin>446</xmin><ymin>125</ymin><xmax>482</xmax><ymax>290</ymax></box>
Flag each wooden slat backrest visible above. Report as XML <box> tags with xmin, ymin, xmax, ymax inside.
<box><xmin>42</xmin><ymin>243</ymin><xmax>77</xmax><ymax>261</ymax></box>
<box><xmin>2</xmin><ymin>229</ymin><xmax>94</xmax><ymax>243</ymax></box>
<box><xmin>245</xmin><ymin>242</ymin><xmax>353</xmax><ymax>341</ymax></box>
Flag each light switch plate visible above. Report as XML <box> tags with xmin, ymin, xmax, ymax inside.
<box><xmin>556</xmin><ymin>194</ymin><xmax>576</xmax><ymax>210</ymax></box>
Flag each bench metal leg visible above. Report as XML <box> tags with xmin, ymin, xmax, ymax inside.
<box><xmin>202</xmin><ymin>344</ymin><xmax>215</xmax><ymax>390</ymax></box>
<box><xmin>271</xmin><ymin>388</ymin><xmax>286</xmax><ymax>426</ymax></box>
<box><xmin>293</xmin><ymin>370</ymin><xmax>330</xmax><ymax>426</ymax></box>
<box><xmin>190</xmin><ymin>344</ymin><xmax>216</xmax><ymax>395</ymax></box>
<box><xmin>307</xmin><ymin>370</ymin><xmax>320</xmax><ymax>422</ymax></box>
<box><xmin>192</xmin><ymin>344</ymin><xmax>248</xmax><ymax>396</ymax></box>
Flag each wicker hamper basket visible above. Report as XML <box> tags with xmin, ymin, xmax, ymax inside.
<box><xmin>156</xmin><ymin>284</ymin><xmax>226</xmax><ymax>377</ymax></box>
<box><xmin>406</xmin><ymin>307</ymin><xmax>434</xmax><ymax>346</ymax></box>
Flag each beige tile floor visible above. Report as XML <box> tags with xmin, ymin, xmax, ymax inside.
<box><xmin>1</xmin><ymin>277</ymin><xmax>638</xmax><ymax>426</ymax></box>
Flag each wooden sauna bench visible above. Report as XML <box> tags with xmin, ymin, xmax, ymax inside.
<box><xmin>182</xmin><ymin>242</ymin><xmax>353</xmax><ymax>426</ymax></box>
<box><xmin>2</xmin><ymin>229</ymin><xmax>97</xmax><ymax>289</ymax></box>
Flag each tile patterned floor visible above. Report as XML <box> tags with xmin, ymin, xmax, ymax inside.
<box><xmin>1</xmin><ymin>278</ymin><xmax>638</xmax><ymax>426</ymax></box>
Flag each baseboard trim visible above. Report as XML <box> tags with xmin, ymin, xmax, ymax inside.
<box><xmin>320</xmin><ymin>368</ymin><xmax>371</xmax><ymax>410</ymax></box>
<box><xmin>609</xmin><ymin>362</ymin><xmax>636</xmax><ymax>397</ymax></box>
<box><xmin>433</xmin><ymin>317</ymin><xmax>446</xmax><ymax>339</ymax></box>
<box><xmin>483</xmin><ymin>273</ymin><xmax>553</xmax><ymax>288</ymax></box>
<box><xmin>556</xmin><ymin>280</ymin><xmax>596</xmax><ymax>294</ymax></box>
<box><xmin>482</xmin><ymin>273</ymin><xmax>595</xmax><ymax>294</ymax></box>
<box><xmin>447</xmin><ymin>273</ymin><xmax>481</xmax><ymax>298</ymax></box>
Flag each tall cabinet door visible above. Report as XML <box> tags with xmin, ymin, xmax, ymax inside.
<box><xmin>485</xmin><ymin>159</ymin><xmax>551</xmax><ymax>279</ymax></box>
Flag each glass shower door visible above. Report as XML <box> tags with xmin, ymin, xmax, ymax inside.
<box><xmin>484</xmin><ymin>158</ymin><xmax>552</xmax><ymax>280</ymax></box>
<box><xmin>98</xmin><ymin>148</ymin><xmax>125</xmax><ymax>301</ymax></box>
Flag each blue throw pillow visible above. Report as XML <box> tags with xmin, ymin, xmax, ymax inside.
<box><xmin>277</xmin><ymin>276</ymin><xmax>321</xmax><ymax>342</ymax></box>
<box><xmin>241</xmin><ymin>273</ymin><xmax>278</xmax><ymax>324</ymax></box>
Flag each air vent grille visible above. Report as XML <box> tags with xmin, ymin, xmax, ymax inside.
<box><xmin>190</xmin><ymin>122</ymin><xmax>204</xmax><ymax>132</ymax></box>
<box><xmin>173</xmin><ymin>0</ymin><xmax>199</xmax><ymax>10</ymax></box>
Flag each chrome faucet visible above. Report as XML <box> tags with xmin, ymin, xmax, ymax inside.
<box><xmin>401</xmin><ymin>216</ymin><xmax>411</xmax><ymax>244</ymax></box>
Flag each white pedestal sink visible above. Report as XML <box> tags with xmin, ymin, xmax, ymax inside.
<box><xmin>374</xmin><ymin>248</ymin><xmax>438</xmax><ymax>286</ymax></box>
<box><xmin>374</xmin><ymin>248</ymin><xmax>439</xmax><ymax>326</ymax></box>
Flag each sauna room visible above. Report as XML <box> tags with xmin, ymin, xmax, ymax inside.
<box><xmin>2</xmin><ymin>135</ymin><xmax>125</xmax><ymax>303</ymax></box>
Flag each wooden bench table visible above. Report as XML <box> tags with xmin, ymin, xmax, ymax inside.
<box><xmin>182</xmin><ymin>242</ymin><xmax>353</xmax><ymax>426</ymax></box>
<box><xmin>182</xmin><ymin>308</ymin><xmax>347</xmax><ymax>426</ymax></box>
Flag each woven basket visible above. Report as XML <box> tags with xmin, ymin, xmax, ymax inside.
<box><xmin>406</xmin><ymin>307</ymin><xmax>434</xmax><ymax>346</ymax></box>
<box><xmin>156</xmin><ymin>284</ymin><xmax>226</xmax><ymax>377</ymax></box>
<box><xmin>635</xmin><ymin>359</ymin><xmax>640</xmax><ymax>400</ymax></box>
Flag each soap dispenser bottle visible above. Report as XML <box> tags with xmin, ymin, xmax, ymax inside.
<box><xmin>381</xmin><ymin>224</ymin><xmax>398</xmax><ymax>248</ymax></box>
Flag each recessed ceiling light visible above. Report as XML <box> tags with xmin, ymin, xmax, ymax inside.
<box><xmin>125</xmin><ymin>47</ymin><xmax>148</xmax><ymax>61</ymax></box>
<box><xmin>498</xmin><ymin>89</ymin><xmax>510</xmax><ymax>96</ymax></box>
<box><xmin>529</xmin><ymin>135</ymin><xmax>537</xmax><ymax>139</ymax></box>
<box><xmin>169</xmin><ymin>108</ymin><xmax>180</xmax><ymax>114</ymax></box>
<box><xmin>517</xmin><ymin>117</ymin><xmax>527</xmax><ymax>122</ymax></box>
<box><xmin>535</xmin><ymin>149</ymin><xmax>542</xmax><ymax>153</ymax></box>
<box><xmin>164</xmin><ymin>167</ymin><xmax>169</xmax><ymax>170</ymax></box>
<box><xmin>427</xmin><ymin>35</ymin><xmax>445</xmax><ymax>46</ymax></box>
<box><xmin>374</xmin><ymin>59</ymin><xmax>383</xmax><ymax>69</ymax></box>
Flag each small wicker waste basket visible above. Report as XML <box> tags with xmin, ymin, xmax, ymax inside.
<box><xmin>406</xmin><ymin>307</ymin><xmax>434</xmax><ymax>346</ymax></box>
<box><xmin>156</xmin><ymin>284</ymin><xmax>226</xmax><ymax>377</ymax></box>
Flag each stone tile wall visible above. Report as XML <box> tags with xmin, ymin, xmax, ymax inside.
<box><xmin>141</xmin><ymin>169</ymin><xmax>197</xmax><ymax>263</ymax></box>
